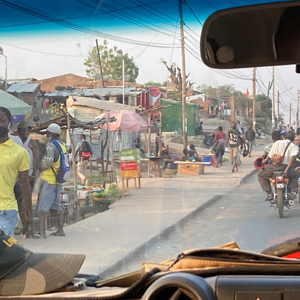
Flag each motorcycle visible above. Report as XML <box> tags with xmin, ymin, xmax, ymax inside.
<box><xmin>255</xmin><ymin>143</ymin><xmax>294</xmax><ymax>218</ymax></box>
<box><xmin>203</xmin><ymin>133</ymin><xmax>214</xmax><ymax>146</ymax></box>
<box><xmin>269</xmin><ymin>171</ymin><xmax>294</xmax><ymax>218</ymax></box>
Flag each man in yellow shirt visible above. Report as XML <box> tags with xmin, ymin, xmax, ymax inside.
<box><xmin>37</xmin><ymin>123</ymin><xmax>66</xmax><ymax>238</ymax></box>
<box><xmin>0</xmin><ymin>107</ymin><xmax>31</xmax><ymax>236</ymax></box>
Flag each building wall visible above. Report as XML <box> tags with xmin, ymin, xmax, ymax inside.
<box><xmin>158</xmin><ymin>99</ymin><xmax>198</xmax><ymax>136</ymax></box>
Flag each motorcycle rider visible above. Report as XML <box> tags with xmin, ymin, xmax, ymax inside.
<box><xmin>258</xmin><ymin>131</ymin><xmax>299</xmax><ymax>201</ymax></box>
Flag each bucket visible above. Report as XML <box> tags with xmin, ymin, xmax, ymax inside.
<box><xmin>254</xmin><ymin>157</ymin><xmax>266</xmax><ymax>169</ymax></box>
<box><xmin>203</xmin><ymin>156</ymin><xmax>212</xmax><ymax>166</ymax></box>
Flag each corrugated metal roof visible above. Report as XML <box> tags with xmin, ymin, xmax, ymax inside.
<box><xmin>187</xmin><ymin>95</ymin><xmax>203</xmax><ymax>101</ymax></box>
<box><xmin>44</xmin><ymin>91</ymin><xmax>83</xmax><ymax>97</ymax></box>
<box><xmin>70</xmin><ymin>96</ymin><xmax>136</xmax><ymax>111</ymax></box>
<box><xmin>44</xmin><ymin>87</ymin><xmax>144</xmax><ymax>98</ymax></box>
<box><xmin>91</xmin><ymin>87</ymin><xmax>135</xmax><ymax>97</ymax></box>
<box><xmin>7</xmin><ymin>83</ymin><xmax>40</xmax><ymax>93</ymax></box>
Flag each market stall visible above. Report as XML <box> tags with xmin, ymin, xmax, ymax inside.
<box><xmin>96</xmin><ymin>109</ymin><xmax>148</xmax><ymax>188</ymax></box>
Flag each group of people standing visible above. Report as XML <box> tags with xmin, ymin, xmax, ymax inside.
<box><xmin>0</xmin><ymin>105</ymin><xmax>69</xmax><ymax>239</ymax></box>
<box><xmin>0</xmin><ymin>106</ymin><xmax>94</xmax><ymax>239</ymax></box>
<box><xmin>213</xmin><ymin>121</ymin><xmax>256</xmax><ymax>172</ymax></box>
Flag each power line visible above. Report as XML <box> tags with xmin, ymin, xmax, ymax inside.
<box><xmin>129</xmin><ymin>0</ymin><xmax>179</xmax><ymax>23</ymax></box>
<box><xmin>78</xmin><ymin>0</ymin><xmax>180</xmax><ymax>38</ymax></box>
<box><xmin>185</xmin><ymin>25</ymin><xmax>201</xmax><ymax>38</ymax></box>
<box><xmin>0</xmin><ymin>0</ymin><xmax>168</xmax><ymax>28</ymax></box>
<box><xmin>185</xmin><ymin>0</ymin><xmax>203</xmax><ymax>26</ymax></box>
<box><xmin>128</xmin><ymin>0</ymin><xmax>178</xmax><ymax>27</ymax></box>
<box><xmin>105</xmin><ymin>0</ymin><xmax>180</xmax><ymax>36</ymax></box>
<box><xmin>0</xmin><ymin>41</ymin><xmax>86</xmax><ymax>57</ymax></box>
<box><xmin>203</xmin><ymin>0</ymin><xmax>219</xmax><ymax>11</ymax></box>
<box><xmin>0</xmin><ymin>0</ymin><xmax>180</xmax><ymax>48</ymax></box>
<box><xmin>256</xmin><ymin>69</ymin><xmax>267</xmax><ymax>88</ymax></box>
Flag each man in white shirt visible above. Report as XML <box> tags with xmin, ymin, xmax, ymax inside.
<box><xmin>259</xmin><ymin>131</ymin><xmax>299</xmax><ymax>201</ymax></box>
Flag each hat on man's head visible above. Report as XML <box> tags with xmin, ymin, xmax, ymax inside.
<box><xmin>47</xmin><ymin>123</ymin><xmax>61</xmax><ymax>135</ymax></box>
<box><xmin>17</xmin><ymin>121</ymin><xmax>31</xmax><ymax>130</ymax></box>
<box><xmin>0</xmin><ymin>230</ymin><xmax>85</xmax><ymax>296</ymax></box>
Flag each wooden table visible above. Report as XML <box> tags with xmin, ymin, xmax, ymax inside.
<box><xmin>174</xmin><ymin>161</ymin><xmax>206</xmax><ymax>175</ymax></box>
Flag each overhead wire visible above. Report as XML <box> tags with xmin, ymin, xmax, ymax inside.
<box><xmin>77</xmin><ymin>0</ymin><xmax>181</xmax><ymax>38</ymax></box>
<box><xmin>0</xmin><ymin>41</ymin><xmax>86</xmax><ymax>57</ymax></box>
<box><xmin>103</xmin><ymin>0</ymin><xmax>180</xmax><ymax>36</ymax></box>
<box><xmin>128</xmin><ymin>0</ymin><xmax>178</xmax><ymax>27</ymax></box>
<box><xmin>185</xmin><ymin>0</ymin><xmax>203</xmax><ymax>26</ymax></box>
<box><xmin>0</xmin><ymin>0</ymin><xmax>168</xmax><ymax>28</ymax></box>
<box><xmin>256</xmin><ymin>69</ymin><xmax>267</xmax><ymax>89</ymax></box>
<box><xmin>0</xmin><ymin>0</ymin><xmax>181</xmax><ymax>48</ymax></box>
<box><xmin>128</xmin><ymin>0</ymin><xmax>179</xmax><ymax>23</ymax></box>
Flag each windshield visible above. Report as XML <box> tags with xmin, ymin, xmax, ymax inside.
<box><xmin>1</xmin><ymin>0</ymin><xmax>300</xmax><ymax>280</ymax></box>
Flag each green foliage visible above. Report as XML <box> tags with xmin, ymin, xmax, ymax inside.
<box><xmin>93</xmin><ymin>184</ymin><xmax>120</xmax><ymax>198</ymax></box>
<box><xmin>84</xmin><ymin>40</ymin><xmax>139</xmax><ymax>82</ymax></box>
<box><xmin>144</xmin><ymin>81</ymin><xmax>168</xmax><ymax>87</ymax></box>
<box><xmin>196</xmin><ymin>84</ymin><xmax>251</xmax><ymax>111</ymax></box>
<box><xmin>255</xmin><ymin>94</ymin><xmax>272</xmax><ymax>118</ymax></box>
<box><xmin>196</xmin><ymin>84</ymin><xmax>235</xmax><ymax>97</ymax></box>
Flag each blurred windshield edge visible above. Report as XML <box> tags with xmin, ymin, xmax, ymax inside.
<box><xmin>200</xmin><ymin>1</ymin><xmax>300</xmax><ymax>70</ymax></box>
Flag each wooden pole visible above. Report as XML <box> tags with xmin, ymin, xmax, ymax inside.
<box><xmin>277</xmin><ymin>90</ymin><xmax>280</xmax><ymax>121</ymax></box>
<box><xmin>147</xmin><ymin>112</ymin><xmax>151</xmax><ymax>154</ymax></box>
<box><xmin>89</xmin><ymin>129</ymin><xmax>92</xmax><ymax>177</ymax></box>
<box><xmin>289</xmin><ymin>102</ymin><xmax>292</xmax><ymax>127</ymax></box>
<box><xmin>158</xmin><ymin>111</ymin><xmax>162</xmax><ymax>157</ymax></box>
<box><xmin>297</xmin><ymin>90</ymin><xmax>300</xmax><ymax>129</ymax></box>
<box><xmin>67</xmin><ymin>113</ymin><xmax>78</xmax><ymax>195</ymax></box>
<box><xmin>252</xmin><ymin>67</ymin><xmax>256</xmax><ymax>130</ymax></box>
<box><xmin>230</xmin><ymin>96</ymin><xmax>235</xmax><ymax>122</ymax></box>
<box><xmin>179</xmin><ymin>0</ymin><xmax>187</xmax><ymax>149</ymax></box>
<box><xmin>272</xmin><ymin>66</ymin><xmax>275</xmax><ymax>129</ymax></box>
<box><xmin>95</xmin><ymin>39</ymin><xmax>105</xmax><ymax>88</ymax></box>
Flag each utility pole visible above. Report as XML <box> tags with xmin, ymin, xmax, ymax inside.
<box><xmin>95</xmin><ymin>39</ymin><xmax>104</xmax><ymax>88</ymax></box>
<box><xmin>289</xmin><ymin>102</ymin><xmax>292</xmax><ymax>127</ymax></box>
<box><xmin>272</xmin><ymin>66</ymin><xmax>275</xmax><ymax>128</ymax></box>
<box><xmin>277</xmin><ymin>90</ymin><xmax>280</xmax><ymax>121</ymax></box>
<box><xmin>252</xmin><ymin>67</ymin><xmax>256</xmax><ymax>130</ymax></box>
<box><xmin>179</xmin><ymin>0</ymin><xmax>187</xmax><ymax>149</ymax></box>
<box><xmin>297</xmin><ymin>90</ymin><xmax>300</xmax><ymax>128</ymax></box>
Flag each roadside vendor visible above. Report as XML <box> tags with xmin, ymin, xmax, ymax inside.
<box><xmin>189</xmin><ymin>144</ymin><xmax>198</xmax><ymax>160</ymax></box>
<box><xmin>187</xmin><ymin>150</ymin><xmax>196</xmax><ymax>162</ymax></box>
<box><xmin>181</xmin><ymin>149</ymin><xmax>191</xmax><ymax>161</ymax></box>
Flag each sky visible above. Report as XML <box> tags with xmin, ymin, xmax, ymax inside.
<box><xmin>0</xmin><ymin>0</ymin><xmax>298</xmax><ymax>124</ymax></box>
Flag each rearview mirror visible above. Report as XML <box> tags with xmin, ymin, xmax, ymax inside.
<box><xmin>200</xmin><ymin>2</ymin><xmax>300</xmax><ymax>69</ymax></box>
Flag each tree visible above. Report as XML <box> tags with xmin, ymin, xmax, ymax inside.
<box><xmin>256</xmin><ymin>94</ymin><xmax>272</xmax><ymax>116</ymax></box>
<box><xmin>162</xmin><ymin>61</ymin><xmax>194</xmax><ymax>93</ymax></box>
<box><xmin>197</xmin><ymin>84</ymin><xmax>252</xmax><ymax>115</ymax></box>
<box><xmin>84</xmin><ymin>40</ymin><xmax>139</xmax><ymax>83</ymax></box>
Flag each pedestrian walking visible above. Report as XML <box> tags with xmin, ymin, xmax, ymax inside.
<box><xmin>37</xmin><ymin>123</ymin><xmax>68</xmax><ymax>238</ymax></box>
<box><xmin>245</xmin><ymin>125</ymin><xmax>256</xmax><ymax>157</ymax></box>
<box><xmin>75</xmin><ymin>134</ymin><xmax>93</xmax><ymax>186</ymax></box>
<box><xmin>0</xmin><ymin>107</ymin><xmax>32</xmax><ymax>237</ymax></box>
<box><xmin>14</xmin><ymin>121</ymin><xmax>40</xmax><ymax>237</ymax></box>
<box><xmin>227</xmin><ymin>122</ymin><xmax>240</xmax><ymax>173</ymax></box>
